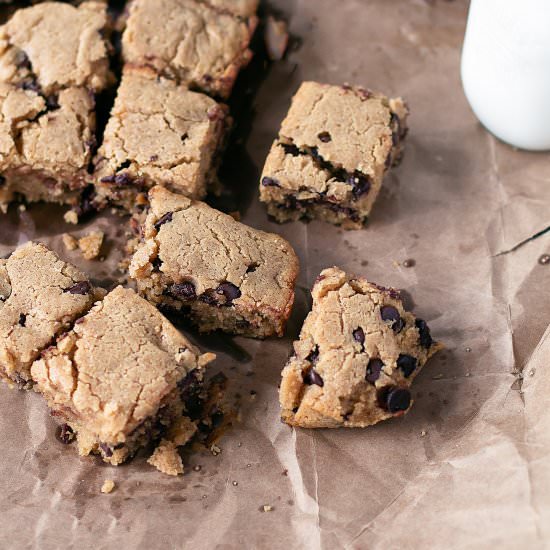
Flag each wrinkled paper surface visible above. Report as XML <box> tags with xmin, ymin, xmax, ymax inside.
<box><xmin>1</xmin><ymin>1</ymin><xmax>550</xmax><ymax>548</ymax></box>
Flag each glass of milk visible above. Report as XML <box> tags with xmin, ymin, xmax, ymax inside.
<box><xmin>461</xmin><ymin>0</ymin><xmax>550</xmax><ymax>151</ymax></box>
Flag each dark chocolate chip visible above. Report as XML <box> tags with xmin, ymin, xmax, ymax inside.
<box><xmin>380</xmin><ymin>305</ymin><xmax>404</xmax><ymax>333</ymax></box>
<box><xmin>348</xmin><ymin>172</ymin><xmax>371</xmax><ymax>199</ymax></box>
<box><xmin>55</xmin><ymin>424</ymin><xmax>75</xmax><ymax>445</ymax></box>
<box><xmin>216</xmin><ymin>282</ymin><xmax>241</xmax><ymax>305</ymax></box>
<box><xmin>366</xmin><ymin>358</ymin><xmax>384</xmax><ymax>383</ymax></box>
<box><xmin>397</xmin><ymin>354</ymin><xmax>417</xmax><ymax>377</ymax></box>
<box><xmin>317</xmin><ymin>131</ymin><xmax>331</xmax><ymax>143</ymax></box>
<box><xmin>64</xmin><ymin>281</ymin><xmax>91</xmax><ymax>295</ymax></box>
<box><xmin>261</xmin><ymin>176</ymin><xmax>280</xmax><ymax>187</ymax></box>
<box><xmin>18</xmin><ymin>313</ymin><xmax>26</xmax><ymax>327</ymax></box>
<box><xmin>352</xmin><ymin>327</ymin><xmax>365</xmax><ymax>345</ymax></box>
<box><xmin>181</xmin><ymin>133</ymin><xmax>189</xmax><ymax>142</ymax></box>
<box><xmin>99</xmin><ymin>443</ymin><xmax>113</xmax><ymax>457</ymax></box>
<box><xmin>154</xmin><ymin>211</ymin><xmax>173</xmax><ymax>231</ymax></box>
<box><xmin>45</xmin><ymin>94</ymin><xmax>59</xmax><ymax>110</ymax></box>
<box><xmin>152</xmin><ymin>256</ymin><xmax>163</xmax><ymax>271</ymax></box>
<box><xmin>150</xmin><ymin>154</ymin><xmax>159</xmax><ymax>162</ymax></box>
<box><xmin>415</xmin><ymin>319</ymin><xmax>433</xmax><ymax>349</ymax></box>
<box><xmin>303</xmin><ymin>367</ymin><xmax>324</xmax><ymax>387</ymax></box>
<box><xmin>378</xmin><ymin>386</ymin><xmax>411</xmax><ymax>413</ymax></box>
<box><xmin>306</xmin><ymin>345</ymin><xmax>319</xmax><ymax>364</ymax></box>
<box><xmin>75</xmin><ymin>184</ymin><xmax>97</xmax><ymax>217</ymax></box>
<box><xmin>246</xmin><ymin>263</ymin><xmax>258</xmax><ymax>273</ymax></box>
<box><xmin>170</xmin><ymin>281</ymin><xmax>196</xmax><ymax>300</ymax></box>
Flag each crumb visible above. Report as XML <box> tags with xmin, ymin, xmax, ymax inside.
<box><xmin>232</xmin><ymin>481</ymin><xmax>238</xmax><ymax>486</ymax></box>
<box><xmin>64</xmin><ymin>210</ymin><xmax>79</xmax><ymax>225</ymax></box>
<box><xmin>465</xmin><ymin>347</ymin><xmax>471</xmax><ymax>352</ymax></box>
<box><xmin>101</xmin><ymin>479</ymin><xmax>115</xmax><ymax>494</ymax></box>
<box><xmin>193</xmin><ymin>465</ymin><xmax>202</xmax><ymax>472</ymax></box>
<box><xmin>78</xmin><ymin>231</ymin><xmax>104</xmax><ymax>260</ymax></box>
<box><xmin>432</xmin><ymin>374</ymin><xmax>443</xmax><ymax>380</ymax></box>
<box><xmin>282</xmin><ymin>469</ymin><xmax>288</xmax><ymax>476</ymax></box>
<box><xmin>62</xmin><ymin>233</ymin><xmax>78</xmax><ymax>251</ymax></box>
<box><xmin>265</xmin><ymin>15</ymin><xmax>288</xmax><ymax>60</ymax></box>
<box><xmin>420</xmin><ymin>430</ymin><xmax>427</xmax><ymax>437</ymax></box>
<box><xmin>261</xmin><ymin>505</ymin><xmax>273</xmax><ymax>512</ymax></box>
<box><xmin>529</xmin><ymin>369</ymin><xmax>535</xmax><ymax>377</ymax></box>
<box><xmin>465</xmin><ymin>372</ymin><xmax>471</xmax><ymax>377</ymax></box>
<box><xmin>110</xmin><ymin>208</ymin><xmax>118</xmax><ymax>215</ymax></box>
<box><xmin>18</xmin><ymin>204</ymin><xmax>26</xmax><ymax>212</ymax></box>
<box><xmin>210</xmin><ymin>444</ymin><xmax>221</xmax><ymax>456</ymax></box>
<box><xmin>147</xmin><ymin>440</ymin><xmax>184</xmax><ymax>476</ymax></box>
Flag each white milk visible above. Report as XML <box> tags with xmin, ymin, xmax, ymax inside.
<box><xmin>461</xmin><ymin>0</ymin><xmax>550</xmax><ymax>151</ymax></box>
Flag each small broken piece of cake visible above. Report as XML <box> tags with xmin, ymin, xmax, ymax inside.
<box><xmin>0</xmin><ymin>241</ymin><xmax>103</xmax><ymax>388</ymax></box>
<box><xmin>93</xmin><ymin>68</ymin><xmax>228</xmax><ymax>211</ymax></box>
<box><xmin>0</xmin><ymin>1</ymin><xmax>113</xmax><ymax>95</ymax></box>
<box><xmin>121</xmin><ymin>0</ymin><xmax>257</xmax><ymax>99</ymax></box>
<box><xmin>31</xmin><ymin>286</ymin><xmax>215</xmax><ymax>468</ymax></box>
<box><xmin>129</xmin><ymin>186</ymin><xmax>299</xmax><ymax>338</ymax></box>
<box><xmin>0</xmin><ymin>83</ymin><xmax>96</xmax><ymax>211</ymax></box>
<box><xmin>260</xmin><ymin>81</ymin><xmax>409</xmax><ymax>229</ymax></box>
<box><xmin>279</xmin><ymin>267</ymin><xmax>441</xmax><ymax>428</ymax></box>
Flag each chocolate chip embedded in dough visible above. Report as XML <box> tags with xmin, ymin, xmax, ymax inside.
<box><xmin>366</xmin><ymin>358</ymin><xmax>384</xmax><ymax>384</ymax></box>
<box><xmin>216</xmin><ymin>282</ymin><xmax>241</xmax><ymax>305</ymax></box>
<box><xmin>397</xmin><ymin>354</ymin><xmax>417</xmax><ymax>377</ymax></box>
<box><xmin>154</xmin><ymin>211</ymin><xmax>173</xmax><ymax>231</ymax></box>
<box><xmin>169</xmin><ymin>282</ymin><xmax>196</xmax><ymax>300</ymax></box>
<box><xmin>415</xmin><ymin>319</ymin><xmax>433</xmax><ymax>349</ymax></box>
<box><xmin>303</xmin><ymin>367</ymin><xmax>323</xmax><ymax>387</ymax></box>
<box><xmin>64</xmin><ymin>281</ymin><xmax>92</xmax><ymax>295</ymax></box>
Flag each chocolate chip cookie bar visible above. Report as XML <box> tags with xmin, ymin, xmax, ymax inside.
<box><xmin>0</xmin><ymin>241</ymin><xmax>103</xmax><ymax>388</ymax></box>
<box><xmin>122</xmin><ymin>0</ymin><xmax>257</xmax><ymax>99</ymax></box>
<box><xmin>93</xmin><ymin>68</ymin><xmax>228</xmax><ymax>211</ymax></box>
<box><xmin>129</xmin><ymin>186</ymin><xmax>299</xmax><ymax>338</ymax></box>
<box><xmin>0</xmin><ymin>83</ymin><xmax>96</xmax><ymax>211</ymax></box>
<box><xmin>31</xmin><ymin>286</ymin><xmax>215</xmax><ymax>467</ymax></box>
<box><xmin>279</xmin><ymin>267</ymin><xmax>441</xmax><ymax>428</ymax></box>
<box><xmin>0</xmin><ymin>1</ymin><xmax>113</xmax><ymax>95</ymax></box>
<box><xmin>260</xmin><ymin>82</ymin><xmax>409</xmax><ymax>229</ymax></box>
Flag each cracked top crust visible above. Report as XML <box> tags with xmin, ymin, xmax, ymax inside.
<box><xmin>130</xmin><ymin>185</ymin><xmax>299</xmax><ymax>319</ymax></box>
<box><xmin>274</xmin><ymin>81</ymin><xmax>408</xmax><ymax>180</ymax></box>
<box><xmin>0</xmin><ymin>1</ymin><xmax>113</xmax><ymax>94</ymax></box>
<box><xmin>94</xmin><ymin>67</ymin><xmax>227</xmax><ymax>199</ymax></box>
<box><xmin>31</xmin><ymin>286</ymin><xmax>214</xmax><ymax>444</ymax></box>
<box><xmin>122</xmin><ymin>0</ymin><xmax>257</xmax><ymax>98</ymax></box>
<box><xmin>0</xmin><ymin>242</ymin><xmax>103</xmax><ymax>385</ymax></box>
<box><xmin>0</xmin><ymin>82</ymin><xmax>95</xmax><ymax>174</ymax></box>
<box><xmin>279</xmin><ymin>267</ymin><xmax>441</xmax><ymax>428</ymax></box>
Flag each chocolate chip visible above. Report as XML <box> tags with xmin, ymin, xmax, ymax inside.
<box><xmin>538</xmin><ymin>254</ymin><xmax>550</xmax><ymax>265</ymax></box>
<box><xmin>348</xmin><ymin>172</ymin><xmax>371</xmax><ymax>199</ymax></box>
<box><xmin>397</xmin><ymin>354</ymin><xmax>417</xmax><ymax>377</ymax></box>
<box><xmin>64</xmin><ymin>281</ymin><xmax>91</xmax><ymax>295</ymax></box>
<box><xmin>352</xmin><ymin>327</ymin><xmax>365</xmax><ymax>345</ymax></box>
<box><xmin>281</xmin><ymin>143</ymin><xmax>300</xmax><ymax>156</ymax></box>
<box><xmin>154</xmin><ymin>211</ymin><xmax>173</xmax><ymax>230</ymax></box>
<box><xmin>246</xmin><ymin>263</ymin><xmax>258</xmax><ymax>273</ymax></box>
<box><xmin>169</xmin><ymin>282</ymin><xmax>196</xmax><ymax>300</ymax></box>
<box><xmin>99</xmin><ymin>443</ymin><xmax>113</xmax><ymax>457</ymax></box>
<box><xmin>76</xmin><ymin>184</ymin><xmax>97</xmax><ymax>217</ymax></box>
<box><xmin>303</xmin><ymin>367</ymin><xmax>324</xmax><ymax>387</ymax></box>
<box><xmin>415</xmin><ymin>319</ymin><xmax>433</xmax><ymax>349</ymax></box>
<box><xmin>261</xmin><ymin>176</ymin><xmax>280</xmax><ymax>187</ymax></box>
<box><xmin>306</xmin><ymin>345</ymin><xmax>319</xmax><ymax>364</ymax></box>
<box><xmin>100</xmin><ymin>172</ymin><xmax>134</xmax><ymax>186</ymax></box>
<box><xmin>366</xmin><ymin>358</ymin><xmax>384</xmax><ymax>383</ymax></box>
<box><xmin>380</xmin><ymin>305</ymin><xmax>404</xmax><ymax>333</ymax></box>
<box><xmin>181</xmin><ymin>133</ymin><xmax>188</xmax><ymax>142</ymax></box>
<box><xmin>152</xmin><ymin>256</ymin><xmax>163</xmax><ymax>271</ymax></box>
<box><xmin>45</xmin><ymin>94</ymin><xmax>59</xmax><ymax>110</ymax></box>
<box><xmin>317</xmin><ymin>131</ymin><xmax>331</xmax><ymax>143</ymax></box>
<box><xmin>150</xmin><ymin>154</ymin><xmax>159</xmax><ymax>162</ymax></box>
<box><xmin>55</xmin><ymin>424</ymin><xmax>75</xmax><ymax>444</ymax></box>
<box><xmin>216</xmin><ymin>282</ymin><xmax>241</xmax><ymax>305</ymax></box>
<box><xmin>18</xmin><ymin>313</ymin><xmax>26</xmax><ymax>327</ymax></box>
<box><xmin>378</xmin><ymin>386</ymin><xmax>411</xmax><ymax>413</ymax></box>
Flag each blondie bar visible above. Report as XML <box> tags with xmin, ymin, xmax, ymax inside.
<box><xmin>260</xmin><ymin>82</ymin><xmax>409</xmax><ymax>229</ymax></box>
<box><xmin>93</xmin><ymin>68</ymin><xmax>228</xmax><ymax>211</ymax></box>
<box><xmin>0</xmin><ymin>241</ymin><xmax>103</xmax><ymax>388</ymax></box>
<box><xmin>129</xmin><ymin>186</ymin><xmax>299</xmax><ymax>338</ymax></box>
<box><xmin>122</xmin><ymin>0</ymin><xmax>257</xmax><ymax>98</ymax></box>
<box><xmin>31</xmin><ymin>286</ymin><xmax>215</xmax><ymax>467</ymax></box>
<box><xmin>279</xmin><ymin>267</ymin><xmax>441</xmax><ymax>428</ymax></box>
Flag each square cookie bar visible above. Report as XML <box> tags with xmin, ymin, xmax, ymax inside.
<box><xmin>260</xmin><ymin>82</ymin><xmax>409</xmax><ymax>229</ymax></box>
<box><xmin>93</xmin><ymin>68</ymin><xmax>228</xmax><ymax>211</ymax></box>
<box><xmin>0</xmin><ymin>1</ymin><xmax>113</xmax><ymax>95</ymax></box>
<box><xmin>0</xmin><ymin>83</ymin><xmax>96</xmax><ymax>211</ymax></box>
<box><xmin>0</xmin><ymin>241</ymin><xmax>103</xmax><ymax>388</ymax></box>
<box><xmin>122</xmin><ymin>0</ymin><xmax>257</xmax><ymax>98</ymax></box>
<box><xmin>279</xmin><ymin>267</ymin><xmax>441</xmax><ymax>428</ymax></box>
<box><xmin>129</xmin><ymin>186</ymin><xmax>299</xmax><ymax>338</ymax></box>
<box><xmin>31</xmin><ymin>286</ymin><xmax>215</xmax><ymax>467</ymax></box>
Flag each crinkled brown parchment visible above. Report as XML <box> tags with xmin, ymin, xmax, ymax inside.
<box><xmin>1</xmin><ymin>1</ymin><xmax>550</xmax><ymax>548</ymax></box>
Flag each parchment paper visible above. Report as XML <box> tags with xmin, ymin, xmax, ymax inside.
<box><xmin>2</xmin><ymin>1</ymin><xmax>550</xmax><ymax>548</ymax></box>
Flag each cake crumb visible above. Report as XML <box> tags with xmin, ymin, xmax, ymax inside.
<box><xmin>101</xmin><ymin>479</ymin><xmax>115</xmax><ymax>494</ymax></box>
<box><xmin>262</xmin><ymin>505</ymin><xmax>273</xmax><ymax>512</ymax></box>
<box><xmin>420</xmin><ymin>430</ymin><xmax>427</xmax><ymax>437</ymax></box>
<box><xmin>18</xmin><ymin>204</ymin><xmax>26</xmax><ymax>212</ymax></box>
<box><xmin>62</xmin><ymin>233</ymin><xmax>78</xmax><ymax>251</ymax></box>
<box><xmin>210</xmin><ymin>444</ymin><xmax>221</xmax><ymax>456</ymax></box>
<box><xmin>78</xmin><ymin>231</ymin><xmax>104</xmax><ymax>260</ymax></box>
<box><xmin>265</xmin><ymin>15</ymin><xmax>288</xmax><ymax>60</ymax></box>
<box><xmin>148</xmin><ymin>440</ymin><xmax>184</xmax><ymax>476</ymax></box>
<box><xmin>64</xmin><ymin>210</ymin><xmax>79</xmax><ymax>225</ymax></box>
